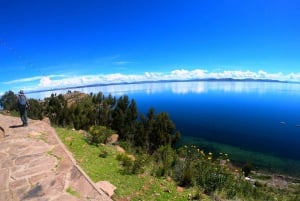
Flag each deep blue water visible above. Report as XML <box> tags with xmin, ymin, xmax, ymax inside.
<box><xmin>30</xmin><ymin>81</ymin><xmax>300</xmax><ymax>162</ymax></box>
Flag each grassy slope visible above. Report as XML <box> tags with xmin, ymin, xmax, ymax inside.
<box><xmin>55</xmin><ymin>127</ymin><xmax>207</xmax><ymax>201</ymax></box>
<box><xmin>56</xmin><ymin>127</ymin><xmax>300</xmax><ymax>201</ymax></box>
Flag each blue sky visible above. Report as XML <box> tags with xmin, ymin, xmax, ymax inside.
<box><xmin>1</xmin><ymin>0</ymin><xmax>300</xmax><ymax>94</ymax></box>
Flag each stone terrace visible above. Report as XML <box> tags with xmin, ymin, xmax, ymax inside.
<box><xmin>0</xmin><ymin>114</ymin><xmax>113</xmax><ymax>201</ymax></box>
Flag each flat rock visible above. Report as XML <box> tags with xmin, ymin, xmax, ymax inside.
<box><xmin>95</xmin><ymin>181</ymin><xmax>117</xmax><ymax>197</ymax></box>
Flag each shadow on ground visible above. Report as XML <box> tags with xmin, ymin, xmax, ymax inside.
<box><xmin>9</xmin><ymin>124</ymin><xmax>24</xmax><ymax>128</ymax></box>
<box><xmin>22</xmin><ymin>184</ymin><xmax>43</xmax><ymax>200</ymax></box>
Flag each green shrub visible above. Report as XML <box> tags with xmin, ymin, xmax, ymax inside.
<box><xmin>194</xmin><ymin>161</ymin><xmax>233</xmax><ymax>195</ymax></box>
<box><xmin>242</xmin><ymin>162</ymin><xmax>254</xmax><ymax>177</ymax></box>
<box><xmin>117</xmin><ymin>140</ymin><xmax>132</xmax><ymax>152</ymax></box>
<box><xmin>116</xmin><ymin>153</ymin><xmax>135</xmax><ymax>174</ymax></box>
<box><xmin>117</xmin><ymin>153</ymin><xmax>148</xmax><ymax>175</ymax></box>
<box><xmin>99</xmin><ymin>149</ymin><xmax>108</xmax><ymax>158</ymax></box>
<box><xmin>152</xmin><ymin>145</ymin><xmax>177</xmax><ymax>177</ymax></box>
<box><xmin>131</xmin><ymin>154</ymin><xmax>149</xmax><ymax>174</ymax></box>
<box><xmin>87</xmin><ymin>125</ymin><xmax>113</xmax><ymax>145</ymax></box>
<box><xmin>172</xmin><ymin>158</ymin><xmax>195</xmax><ymax>187</ymax></box>
<box><xmin>226</xmin><ymin>183</ymin><xmax>237</xmax><ymax>199</ymax></box>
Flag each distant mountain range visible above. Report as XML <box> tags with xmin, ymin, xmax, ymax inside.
<box><xmin>27</xmin><ymin>78</ymin><xmax>295</xmax><ymax>94</ymax></box>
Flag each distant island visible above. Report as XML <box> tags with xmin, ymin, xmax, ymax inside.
<box><xmin>26</xmin><ymin>78</ymin><xmax>296</xmax><ymax>94</ymax></box>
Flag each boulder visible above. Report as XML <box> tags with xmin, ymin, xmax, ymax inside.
<box><xmin>107</xmin><ymin>134</ymin><xmax>118</xmax><ymax>145</ymax></box>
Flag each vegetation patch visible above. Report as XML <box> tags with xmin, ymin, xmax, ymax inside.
<box><xmin>56</xmin><ymin>127</ymin><xmax>300</xmax><ymax>201</ymax></box>
<box><xmin>56</xmin><ymin>127</ymin><xmax>196</xmax><ymax>200</ymax></box>
<box><xmin>66</xmin><ymin>186</ymin><xmax>81</xmax><ymax>197</ymax></box>
<box><xmin>47</xmin><ymin>148</ymin><xmax>62</xmax><ymax>169</ymax></box>
<box><xmin>180</xmin><ymin>136</ymin><xmax>300</xmax><ymax>177</ymax></box>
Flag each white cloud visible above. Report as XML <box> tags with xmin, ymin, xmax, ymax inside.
<box><xmin>3</xmin><ymin>69</ymin><xmax>300</xmax><ymax>93</ymax></box>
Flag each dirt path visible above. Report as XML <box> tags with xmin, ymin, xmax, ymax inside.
<box><xmin>0</xmin><ymin>114</ymin><xmax>113</xmax><ymax>201</ymax></box>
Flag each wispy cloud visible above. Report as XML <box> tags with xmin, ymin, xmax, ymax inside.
<box><xmin>3</xmin><ymin>69</ymin><xmax>300</xmax><ymax>93</ymax></box>
<box><xmin>112</xmin><ymin>61</ymin><xmax>134</xmax><ymax>65</ymax></box>
<box><xmin>2</xmin><ymin>76</ymin><xmax>43</xmax><ymax>84</ymax></box>
<box><xmin>2</xmin><ymin>74</ymin><xmax>66</xmax><ymax>84</ymax></box>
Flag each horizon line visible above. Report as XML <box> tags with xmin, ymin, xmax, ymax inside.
<box><xmin>25</xmin><ymin>78</ymin><xmax>296</xmax><ymax>94</ymax></box>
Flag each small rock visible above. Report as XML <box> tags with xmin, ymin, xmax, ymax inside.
<box><xmin>115</xmin><ymin>145</ymin><xmax>125</xmax><ymax>153</ymax></box>
<box><xmin>176</xmin><ymin>186</ymin><xmax>184</xmax><ymax>192</ymax></box>
<box><xmin>127</xmin><ymin>154</ymin><xmax>135</xmax><ymax>161</ymax></box>
<box><xmin>95</xmin><ymin>181</ymin><xmax>116</xmax><ymax>197</ymax></box>
<box><xmin>42</xmin><ymin>117</ymin><xmax>51</xmax><ymax>125</ymax></box>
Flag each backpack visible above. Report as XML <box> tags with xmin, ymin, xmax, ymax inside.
<box><xmin>18</xmin><ymin>95</ymin><xmax>27</xmax><ymax>105</ymax></box>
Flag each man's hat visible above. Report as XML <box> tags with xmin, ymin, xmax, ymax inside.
<box><xmin>19</xmin><ymin>90</ymin><xmax>24</xmax><ymax>94</ymax></box>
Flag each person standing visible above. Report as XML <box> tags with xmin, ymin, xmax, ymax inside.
<box><xmin>17</xmin><ymin>90</ymin><xmax>29</xmax><ymax>126</ymax></box>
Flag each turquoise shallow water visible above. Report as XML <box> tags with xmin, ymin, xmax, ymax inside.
<box><xmin>30</xmin><ymin>81</ymin><xmax>300</xmax><ymax>173</ymax></box>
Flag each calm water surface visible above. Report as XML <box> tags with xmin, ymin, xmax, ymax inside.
<box><xmin>29</xmin><ymin>81</ymin><xmax>300</xmax><ymax>171</ymax></box>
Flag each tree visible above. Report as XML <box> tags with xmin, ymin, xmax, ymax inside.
<box><xmin>150</xmin><ymin>112</ymin><xmax>178</xmax><ymax>152</ymax></box>
<box><xmin>44</xmin><ymin>93</ymin><xmax>68</xmax><ymax>126</ymax></box>
<box><xmin>0</xmin><ymin>91</ymin><xmax>18</xmax><ymax>111</ymax></box>
<box><xmin>111</xmin><ymin>95</ymin><xmax>130</xmax><ymax>139</ymax></box>
<box><xmin>27</xmin><ymin>99</ymin><xmax>43</xmax><ymax>120</ymax></box>
<box><xmin>124</xmin><ymin>99</ymin><xmax>138</xmax><ymax>143</ymax></box>
<box><xmin>138</xmin><ymin>108</ymin><xmax>156</xmax><ymax>153</ymax></box>
<box><xmin>134</xmin><ymin>108</ymin><xmax>181</xmax><ymax>154</ymax></box>
<box><xmin>69</xmin><ymin>96</ymin><xmax>95</xmax><ymax>130</ymax></box>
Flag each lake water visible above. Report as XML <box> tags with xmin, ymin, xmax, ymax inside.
<box><xmin>29</xmin><ymin>81</ymin><xmax>300</xmax><ymax>174</ymax></box>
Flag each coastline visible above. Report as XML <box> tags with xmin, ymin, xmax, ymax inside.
<box><xmin>179</xmin><ymin>136</ymin><xmax>300</xmax><ymax>178</ymax></box>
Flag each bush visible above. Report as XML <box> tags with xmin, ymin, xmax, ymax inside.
<box><xmin>226</xmin><ymin>184</ymin><xmax>237</xmax><ymax>199</ymax></box>
<box><xmin>192</xmin><ymin>159</ymin><xmax>233</xmax><ymax>195</ymax></box>
<box><xmin>242</xmin><ymin>162</ymin><xmax>254</xmax><ymax>177</ymax></box>
<box><xmin>131</xmin><ymin>154</ymin><xmax>148</xmax><ymax>174</ymax></box>
<box><xmin>87</xmin><ymin>125</ymin><xmax>113</xmax><ymax>145</ymax></box>
<box><xmin>117</xmin><ymin>141</ymin><xmax>133</xmax><ymax>153</ymax></box>
<box><xmin>172</xmin><ymin>158</ymin><xmax>194</xmax><ymax>187</ymax></box>
<box><xmin>116</xmin><ymin>153</ymin><xmax>148</xmax><ymax>175</ymax></box>
<box><xmin>152</xmin><ymin>145</ymin><xmax>177</xmax><ymax>177</ymax></box>
<box><xmin>116</xmin><ymin>153</ymin><xmax>135</xmax><ymax>174</ymax></box>
<box><xmin>99</xmin><ymin>149</ymin><xmax>108</xmax><ymax>158</ymax></box>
